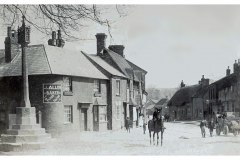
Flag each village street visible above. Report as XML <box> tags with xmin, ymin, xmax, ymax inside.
<box><xmin>1</xmin><ymin>122</ymin><xmax>240</xmax><ymax>155</ymax></box>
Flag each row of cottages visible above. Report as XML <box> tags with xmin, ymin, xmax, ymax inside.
<box><xmin>0</xmin><ymin>27</ymin><xmax>147</xmax><ymax>136</ymax></box>
<box><xmin>168</xmin><ymin>60</ymin><xmax>240</xmax><ymax>121</ymax></box>
<box><xmin>167</xmin><ymin>76</ymin><xmax>210</xmax><ymax>121</ymax></box>
<box><xmin>206</xmin><ymin>61</ymin><xmax>240</xmax><ymax>119</ymax></box>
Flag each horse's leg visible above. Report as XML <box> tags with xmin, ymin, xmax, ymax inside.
<box><xmin>157</xmin><ymin>132</ymin><xmax>159</xmax><ymax>146</ymax></box>
<box><xmin>160</xmin><ymin>130</ymin><xmax>163</xmax><ymax>146</ymax></box>
<box><xmin>149</xmin><ymin>130</ymin><xmax>151</xmax><ymax>145</ymax></box>
<box><xmin>153</xmin><ymin>132</ymin><xmax>155</xmax><ymax>145</ymax></box>
<box><xmin>203</xmin><ymin>128</ymin><xmax>206</xmax><ymax>138</ymax></box>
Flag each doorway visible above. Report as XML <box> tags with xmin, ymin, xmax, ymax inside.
<box><xmin>123</xmin><ymin>103</ymin><xmax>127</xmax><ymax>127</ymax></box>
<box><xmin>81</xmin><ymin>108</ymin><xmax>88</xmax><ymax>131</ymax></box>
<box><xmin>93</xmin><ymin>105</ymin><xmax>99</xmax><ymax>131</ymax></box>
<box><xmin>174</xmin><ymin>111</ymin><xmax>177</xmax><ymax>119</ymax></box>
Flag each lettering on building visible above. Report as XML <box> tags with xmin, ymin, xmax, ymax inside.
<box><xmin>43</xmin><ymin>84</ymin><xmax>62</xmax><ymax>103</ymax></box>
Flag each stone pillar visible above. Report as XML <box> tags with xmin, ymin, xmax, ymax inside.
<box><xmin>0</xmin><ymin>107</ymin><xmax>51</xmax><ymax>152</ymax></box>
<box><xmin>0</xmin><ymin>16</ymin><xmax>50</xmax><ymax>152</ymax></box>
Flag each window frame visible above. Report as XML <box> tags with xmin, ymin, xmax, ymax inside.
<box><xmin>63</xmin><ymin>76</ymin><xmax>73</xmax><ymax>94</ymax></box>
<box><xmin>94</xmin><ymin>80</ymin><xmax>101</xmax><ymax>94</ymax></box>
<box><xmin>116</xmin><ymin>102</ymin><xmax>121</xmax><ymax>120</ymax></box>
<box><xmin>64</xmin><ymin>105</ymin><xmax>73</xmax><ymax>124</ymax></box>
<box><xmin>116</xmin><ymin>80</ymin><xmax>121</xmax><ymax>96</ymax></box>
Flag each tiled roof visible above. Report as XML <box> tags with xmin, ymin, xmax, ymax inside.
<box><xmin>44</xmin><ymin>45</ymin><xmax>107</xmax><ymax>79</ymax></box>
<box><xmin>104</xmin><ymin>49</ymin><xmax>134</xmax><ymax>79</ymax></box>
<box><xmin>156</xmin><ymin>98</ymin><xmax>168</xmax><ymax>105</ymax></box>
<box><xmin>83</xmin><ymin>53</ymin><xmax>126</xmax><ymax>78</ymax></box>
<box><xmin>168</xmin><ymin>84</ymin><xmax>201</xmax><ymax>106</ymax></box>
<box><xmin>0</xmin><ymin>45</ymin><xmax>51</xmax><ymax>77</ymax></box>
<box><xmin>211</xmin><ymin>73</ymin><xmax>237</xmax><ymax>90</ymax></box>
<box><xmin>0</xmin><ymin>44</ymin><xmax>108</xmax><ymax>80</ymax></box>
<box><xmin>126</xmin><ymin>60</ymin><xmax>147</xmax><ymax>74</ymax></box>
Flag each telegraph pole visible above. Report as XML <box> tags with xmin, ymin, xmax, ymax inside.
<box><xmin>18</xmin><ymin>15</ymin><xmax>31</xmax><ymax>108</ymax></box>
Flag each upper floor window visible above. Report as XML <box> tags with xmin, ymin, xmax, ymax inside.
<box><xmin>63</xmin><ymin>77</ymin><xmax>72</xmax><ymax>92</ymax></box>
<box><xmin>94</xmin><ymin>80</ymin><xmax>101</xmax><ymax>94</ymax></box>
<box><xmin>116</xmin><ymin>80</ymin><xmax>120</xmax><ymax>96</ymax></box>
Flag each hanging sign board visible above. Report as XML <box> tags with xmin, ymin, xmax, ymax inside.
<box><xmin>43</xmin><ymin>84</ymin><xmax>62</xmax><ymax>103</ymax></box>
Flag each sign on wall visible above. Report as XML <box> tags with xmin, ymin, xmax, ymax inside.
<box><xmin>43</xmin><ymin>84</ymin><xmax>62</xmax><ymax>103</ymax></box>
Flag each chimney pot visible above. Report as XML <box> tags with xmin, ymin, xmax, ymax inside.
<box><xmin>52</xmin><ymin>31</ymin><xmax>56</xmax><ymax>40</ymax></box>
<box><xmin>180</xmin><ymin>80</ymin><xmax>185</xmax><ymax>88</ymax></box>
<box><xmin>57</xmin><ymin>30</ymin><xmax>61</xmax><ymax>39</ymax></box>
<box><xmin>226</xmin><ymin>66</ymin><xmax>231</xmax><ymax>76</ymax></box>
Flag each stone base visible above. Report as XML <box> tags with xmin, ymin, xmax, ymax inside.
<box><xmin>0</xmin><ymin>107</ymin><xmax>51</xmax><ymax>152</ymax></box>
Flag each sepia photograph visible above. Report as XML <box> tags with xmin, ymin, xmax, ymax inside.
<box><xmin>0</xmin><ymin>0</ymin><xmax>240</xmax><ymax>156</ymax></box>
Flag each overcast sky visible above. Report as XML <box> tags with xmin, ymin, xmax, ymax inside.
<box><xmin>1</xmin><ymin>5</ymin><xmax>240</xmax><ymax>88</ymax></box>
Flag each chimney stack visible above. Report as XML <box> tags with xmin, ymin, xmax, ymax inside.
<box><xmin>108</xmin><ymin>45</ymin><xmax>125</xmax><ymax>57</ymax></box>
<box><xmin>226</xmin><ymin>66</ymin><xmax>231</xmax><ymax>76</ymax></box>
<box><xmin>56</xmin><ymin>30</ymin><xmax>65</xmax><ymax>47</ymax></box>
<box><xmin>48</xmin><ymin>31</ymin><xmax>57</xmax><ymax>46</ymax></box>
<box><xmin>96</xmin><ymin>33</ymin><xmax>107</xmax><ymax>55</ymax></box>
<box><xmin>5</xmin><ymin>27</ymin><xmax>19</xmax><ymax>63</ymax></box>
<box><xmin>234</xmin><ymin>60</ymin><xmax>238</xmax><ymax>73</ymax></box>
<box><xmin>180</xmin><ymin>80</ymin><xmax>185</xmax><ymax>88</ymax></box>
<box><xmin>48</xmin><ymin>30</ymin><xmax>65</xmax><ymax>47</ymax></box>
<box><xmin>200</xmin><ymin>75</ymin><xmax>209</xmax><ymax>86</ymax></box>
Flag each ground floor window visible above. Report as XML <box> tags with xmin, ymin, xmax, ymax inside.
<box><xmin>64</xmin><ymin>105</ymin><xmax>73</xmax><ymax>123</ymax></box>
<box><xmin>116</xmin><ymin>102</ymin><xmax>121</xmax><ymax>120</ymax></box>
<box><xmin>99</xmin><ymin>106</ymin><xmax>107</xmax><ymax>122</ymax></box>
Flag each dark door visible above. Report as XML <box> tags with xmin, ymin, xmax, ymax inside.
<box><xmin>0</xmin><ymin>102</ymin><xmax>7</xmax><ymax>135</ymax></box>
<box><xmin>81</xmin><ymin>108</ymin><xmax>88</xmax><ymax>131</ymax></box>
<box><xmin>93</xmin><ymin>105</ymin><xmax>99</xmax><ymax>131</ymax></box>
<box><xmin>136</xmin><ymin>108</ymin><xmax>139</xmax><ymax>127</ymax></box>
<box><xmin>174</xmin><ymin>111</ymin><xmax>177</xmax><ymax>119</ymax></box>
<box><xmin>123</xmin><ymin>103</ymin><xmax>127</xmax><ymax>127</ymax></box>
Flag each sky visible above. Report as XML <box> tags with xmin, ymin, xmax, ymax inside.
<box><xmin>1</xmin><ymin>5</ymin><xmax>240</xmax><ymax>88</ymax></box>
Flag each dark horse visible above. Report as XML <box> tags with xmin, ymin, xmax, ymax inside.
<box><xmin>148</xmin><ymin>113</ymin><xmax>165</xmax><ymax>146</ymax></box>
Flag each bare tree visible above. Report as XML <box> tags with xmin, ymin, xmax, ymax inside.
<box><xmin>0</xmin><ymin>4</ymin><xmax>129</xmax><ymax>41</ymax></box>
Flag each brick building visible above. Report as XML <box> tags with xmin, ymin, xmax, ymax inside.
<box><xmin>0</xmin><ymin>28</ymin><xmax>147</xmax><ymax>136</ymax></box>
<box><xmin>83</xmin><ymin>52</ymin><xmax>127</xmax><ymax>130</ymax></box>
<box><xmin>94</xmin><ymin>33</ymin><xmax>147</xmax><ymax>128</ymax></box>
<box><xmin>0</xmin><ymin>28</ymin><xmax>111</xmax><ymax>136</ymax></box>
<box><xmin>204</xmin><ymin>61</ymin><xmax>240</xmax><ymax>119</ymax></box>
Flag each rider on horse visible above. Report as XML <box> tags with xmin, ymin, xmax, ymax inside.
<box><xmin>153</xmin><ymin>107</ymin><xmax>165</xmax><ymax>128</ymax></box>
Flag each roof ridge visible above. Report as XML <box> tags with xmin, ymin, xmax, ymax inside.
<box><xmin>83</xmin><ymin>51</ymin><xmax>126</xmax><ymax>78</ymax></box>
<box><xmin>42</xmin><ymin>45</ymin><xmax>53</xmax><ymax>74</ymax></box>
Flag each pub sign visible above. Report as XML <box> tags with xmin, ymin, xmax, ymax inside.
<box><xmin>43</xmin><ymin>84</ymin><xmax>62</xmax><ymax>103</ymax></box>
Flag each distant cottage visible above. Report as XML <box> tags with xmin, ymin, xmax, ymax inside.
<box><xmin>168</xmin><ymin>76</ymin><xmax>210</xmax><ymax>121</ymax></box>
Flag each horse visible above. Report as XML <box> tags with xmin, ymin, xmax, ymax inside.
<box><xmin>148</xmin><ymin>114</ymin><xmax>165</xmax><ymax>146</ymax></box>
<box><xmin>200</xmin><ymin>120</ymin><xmax>207</xmax><ymax>138</ymax></box>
